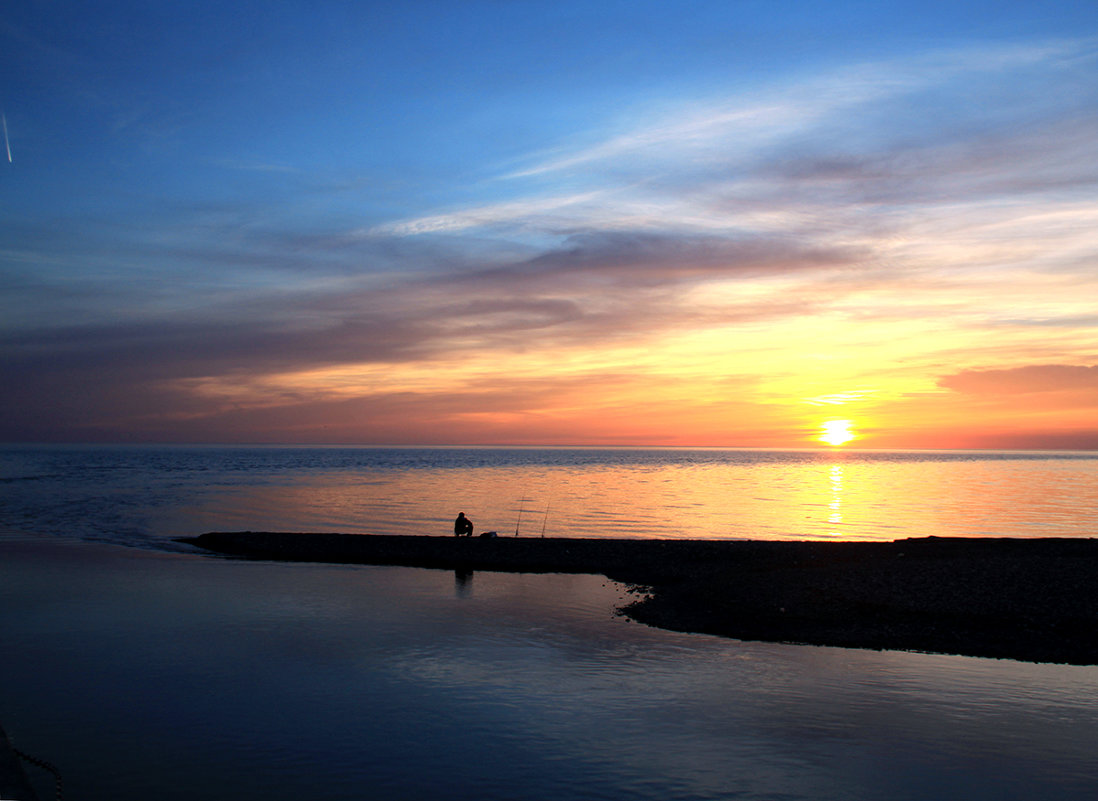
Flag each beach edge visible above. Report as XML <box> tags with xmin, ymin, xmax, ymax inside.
<box><xmin>178</xmin><ymin>532</ymin><xmax>1098</xmax><ymax>666</ymax></box>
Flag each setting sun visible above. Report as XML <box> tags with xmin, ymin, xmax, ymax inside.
<box><xmin>819</xmin><ymin>419</ymin><xmax>856</xmax><ymax>446</ymax></box>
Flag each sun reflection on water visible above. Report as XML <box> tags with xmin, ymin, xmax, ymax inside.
<box><xmin>827</xmin><ymin>464</ymin><xmax>844</xmax><ymax>536</ymax></box>
<box><xmin>14</xmin><ymin>446</ymin><xmax>1097</xmax><ymax>545</ymax></box>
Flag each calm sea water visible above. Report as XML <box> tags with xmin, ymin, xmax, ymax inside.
<box><xmin>2</xmin><ymin>445</ymin><xmax>1098</xmax><ymax>547</ymax></box>
<box><xmin>2</xmin><ymin>446</ymin><xmax>1097</xmax><ymax>800</ymax></box>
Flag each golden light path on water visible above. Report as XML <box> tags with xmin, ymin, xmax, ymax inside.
<box><xmin>828</xmin><ymin>463</ymin><xmax>844</xmax><ymax>537</ymax></box>
<box><xmin>4</xmin><ymin>446</ymin><xmax>1097</xmax><ymax>546</ymax></box>
<box><xmin>173</xmin><ymin>449</ymin><xmax>1098</xmax><ymax>543</ymax></box>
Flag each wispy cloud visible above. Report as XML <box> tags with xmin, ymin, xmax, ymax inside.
<box><xmin>803</xmin><ymin>391</ymin><xmax>879</xmax><ymax>407</ymax></box>
<box><xmin>373</xmin><ymin>37</ymin><xmax>1098</xmax><ymax>294</ymax></box>
<box><xmin>367</xmin><ymin>191</ymin><xmax>607</xmax><ymax>236</ymax></box>
<box><xmin>939</xmin><ymin>364</ymin><xmax>1098</xmax><ymax>394</ymax></box>
<box><xmin>502</xmin><ymin>39</ymin><xmax>1095</xmax><ymax>181</ymax></box>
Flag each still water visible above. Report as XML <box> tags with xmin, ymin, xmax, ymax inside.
<box><xmin>2</xmin><ymin>534</ymin><xmax>1096</xmax><ymax>801</ymax></box>
<box><xmin>2</xmin><ymin>445</ymin><xmax>1098</xmax><ymax>546</ymax></box>
<box><xmin>2</xmin><ymin>446</ymin><xmax>1097</xmax><ymax>799</ymax></box>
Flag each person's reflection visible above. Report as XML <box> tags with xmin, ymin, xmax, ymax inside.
<box><xmin>454</xmin><ymin>568</ymin><xmax>473</xmax><ymax>597</ymax></box>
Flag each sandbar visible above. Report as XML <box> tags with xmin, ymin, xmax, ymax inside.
<box><xmin>179</xmin><ymin>532</ymin><xmax>1098</xmax><ymax>665</ymax></box>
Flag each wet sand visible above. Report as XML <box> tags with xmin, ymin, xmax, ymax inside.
<box><xmin>179</xmin><ymin>532</ymin><xmax>1098</xmax><ymax>665</ymax></box>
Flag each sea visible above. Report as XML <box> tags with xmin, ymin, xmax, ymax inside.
<box><xmin>1</xmin><ymin>445</ymin><xmax>1097</xmax><ymax>800</ymax></box>
<box><xmin>3</xmin><ymin>444</ymin><xmax>1098</xmax><ymax>547</ymax></box>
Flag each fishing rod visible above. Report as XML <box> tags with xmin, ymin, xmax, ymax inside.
<box><xmin>540</xmin><ymin>497</ymin><xmax>550</xmax><ymax>538</ymax></box>
<box><xmin>515</xmin><ymin>495</ymin><xmax>527</xmax><ymax>536</ymax></box>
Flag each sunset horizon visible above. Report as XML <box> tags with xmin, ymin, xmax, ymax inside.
<box><xmin>5</xmin><ymin>8</ymin><xmax>1098</xmax><ymax>794</ymax></box>
<box><xmin>4</xmin><ymin>3</ymin><xmax>1098</xmax><ymax>451</ymax></box>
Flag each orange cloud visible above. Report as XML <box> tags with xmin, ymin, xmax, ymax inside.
<box><xmin>939</xmin><ymin>364</ymin><xmax>1098</xmax><ymax>394</ymax></box>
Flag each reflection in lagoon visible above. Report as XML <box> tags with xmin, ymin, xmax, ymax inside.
<box><xmin>1</xmin><ymin>535</ymin><xmax>1095</xmax><ymax>801</ymax></box>
<box><xmin>453</xmin><ymin>567</ymin><xmax>474</xmax><ymax>597</ymax></box>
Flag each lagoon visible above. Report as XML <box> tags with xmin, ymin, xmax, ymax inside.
<box><xmin>2</xmin><ymin>534</ymin><xmax>1097</xmax><ymax>801</ymax></box>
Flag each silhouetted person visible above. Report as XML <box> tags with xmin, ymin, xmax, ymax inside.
<box><xmin>454</xmin><ymin>512</ymin><xmax>473</xmax><ymax>537</ymax></box>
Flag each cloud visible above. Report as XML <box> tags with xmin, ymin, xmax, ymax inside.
<box><xmin>360</xmin><ymin>37</ymin><xmax>1098</xmax><ymax>313</ymax></box>
<box><xmin>502</xmin><ymin>38</ymin><xmax>1097</xmax><ymax>182</ymax></box>
<box><xmin>465</xmin><ymin>230</ymin><xmax>862</xmax><ymax>290</ymax></box>
<box><xmin>939</xmin><ymin>364</ymin><xmax>1098</xmax><ymax>394</ymax></box>
<box><xmin>2</xmin><ymin>226</ymin><xmax>845</xmax><ymax>391</ymax></box>
<box><xmin>368</xmin><ymin>191</ymin><xmax>607</xmax><ymax>236</ymax></box>
<box><xmin>958</xmin><ymin>430</ymin><xmax>1098</xmax><ymax>450</ymax></box>
<box><xmin>4</xmin><ymin>30</ymin><xmax>1098</xmax><ymax>446</ymax></box>
<box><xmin>749</xmin><ymin>113</ymin><xmax>1098</xmax><ymax>211</ymax></box>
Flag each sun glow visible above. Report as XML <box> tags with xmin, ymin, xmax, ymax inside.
<box><xmin>819</xmin><ymin>419</ymin><xmax>856</xmax><ymax>446</ymax></box>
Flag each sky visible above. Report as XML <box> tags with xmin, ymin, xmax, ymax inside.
<box><xmin>3</xmin><ymin>1</ymin><xmax>1098</xmax><ymax>449</ymax></box>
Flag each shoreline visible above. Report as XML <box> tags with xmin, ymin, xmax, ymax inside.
<box><xmin>179</xmin><ymin>532</ymin><xmax>1098</xmax><ymax>665</ymax></box>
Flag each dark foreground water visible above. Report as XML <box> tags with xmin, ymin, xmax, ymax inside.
<box><xmin>2</xmin><ymin>534</ymin><xmax>1097</xmax><ymax>801</ymax></box>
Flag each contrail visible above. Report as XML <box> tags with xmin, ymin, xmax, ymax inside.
<box><xmin>2</xmin><ymin>114</ymin><xmax>10</xmax><ymax>163</ymax></box>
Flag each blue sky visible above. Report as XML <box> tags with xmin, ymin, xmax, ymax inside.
<box><xmin>4</xmin><ymin>1</ymin><xmax>1098</xmax><ymax>446</ymax></box>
